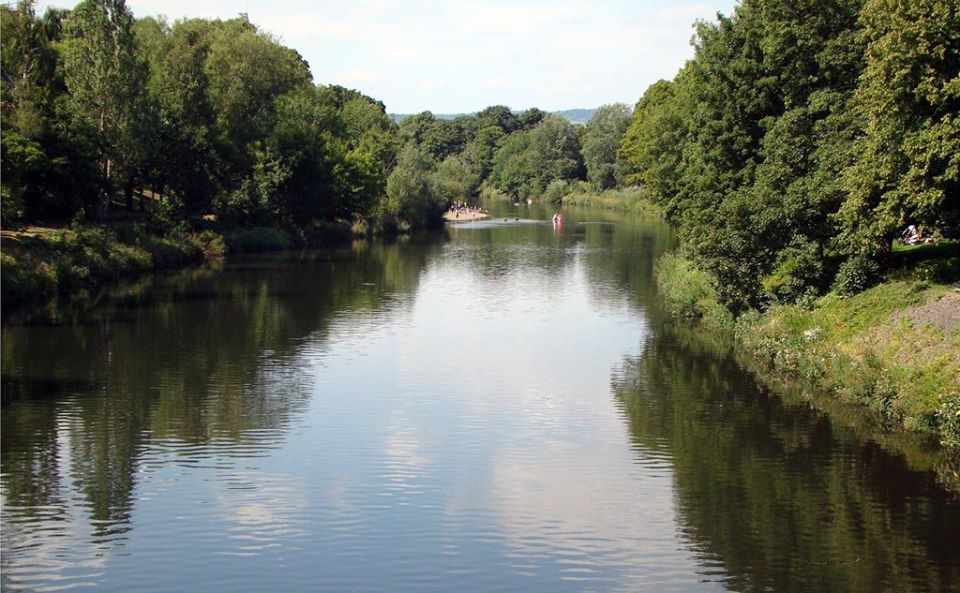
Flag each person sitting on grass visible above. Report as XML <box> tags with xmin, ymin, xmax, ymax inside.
<box><xmin>901</xmin><ymin>224</ymin><xmax>920</xmax><ymax>245</ymax></box>
<box><xmin>900</xmin><ymin>224</ymin><xmax>935</xmax><ymax>245</ymax></box>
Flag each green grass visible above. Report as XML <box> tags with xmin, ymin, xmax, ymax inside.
<box><xmin>1</xmin><ymin>224</ymin><xmax>225</xmax><ymax>305</ymax></box>
<box><xmin>655</xmin><ymin>253</ymin><xmax>960</xmax><ymax>448</ymax></box>
<box><xmin>890</xmin><ymin>239</ymin><xmax>960</xmax><ymax>284</ymax></box>
<box><xmin>560</xmin><ymin>185</ymin><xmax>664</xmax><ymax>217</ymax></box>
<box><xmin>738</xmin><ymin>281</ymin><xmax>959</xmax><ymax>442</ymax></box>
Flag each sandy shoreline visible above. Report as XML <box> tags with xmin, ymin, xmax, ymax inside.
<box><xmin>443</xmin><ymin>210</ymin><xmax>490</xmax><ymax>222</ymax></box>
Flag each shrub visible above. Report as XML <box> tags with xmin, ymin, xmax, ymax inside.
<box><xmin>188</xmin><ymin>230</ymin><xmax>227</xmax><ymax>263</ymax></box>
<box><xmin>914</xmin><ymin>258</ymin><xmax>960</xmax><ymax>284</ymax></box>
<box><xmin>0</xmin><ymin>253</ymin><xmax>55</xmax><ymax>302</ymax></box>
<box><xmin>1</xmin><ymin>187</ymin><xmax>26</xmax><ymax>229</ymax></box>
<box><xmin>542</xmin><ymin>179</ymin><xmax>574</xmax><ymax>204</ymax></box>
<box><xmin>833</xmin><ymin>254</ymin><xmax>880</xmax><ymax>296</ymax></box>
<box><xmin>655</xmin><ymin>253</ymin><xmax>723</xmax><ymax>319</ymax></box>
<box><xmin>939</xmin><ymin>393</ymin><xmax>960</xmax><ymax>450</ymax></box>
<box><xmin>762</xmin><ymin>239</ymin><xmax>825</xmax><ymax>304</ymax></box>
<box><xmin>141</xmin><ymin>236</ymin><xmax>190</xmax><ymax>268</ymax></box>
<box><xmin>223</xmin><ymin>227</ymin><xmax>294</xmax><ymax>253</ymax></box>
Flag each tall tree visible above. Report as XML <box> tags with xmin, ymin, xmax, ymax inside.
<box><xmin>385</xmin><ymin>143</ymin><xmax>445</xmax><ymax>230</ymax></box>
<box><xmin>203</xmin><ymin>16</ymin><xmax>312</xmax><ymax>181</ymax></box>
<box><xmin>1</xmin><ymin>1</ymin><xmax>99</xmax><ymax>225</ymax></box>
<box><xmin>582</xmin><ymin>103</ymin><xmax>632</xmax><ymax>190</ymax></box>
<box><xmin>838</xmin><ymin>0</ymin><xmax>960</xmax><ymax>254</ymax></box>
<box><xmin>488</xmin><ymin>115</ymin><xmax>583</xmax><ymax>201</ymax></box>
<box><xmin>61</xmin><ymin>0</ymin><xmax>147</xmax><ymax>212</ymax></box>
<box><xmin>618</xmin><ymin>78</ymin><xmax>690</xmax><ymax>208</ymax></box>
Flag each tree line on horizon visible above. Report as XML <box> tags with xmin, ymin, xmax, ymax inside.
<box><xmin>2</xmin><ymin>0</ymin><xmax>957</xmax><ymax>311</ymax></box>
<box><xmin>0</xmin><ymin>0</ymin><xmax>629</xmax><ymax>237</ymax></box>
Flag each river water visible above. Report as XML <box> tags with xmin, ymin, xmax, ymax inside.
<box><xmin>2</xmin><ymin>206</ymin><xmax>959</xmax><ymax>592</ymax></box>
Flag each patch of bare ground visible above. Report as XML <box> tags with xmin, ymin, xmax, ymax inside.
<box><xmin>895</xmin><ymin>291</ymin><xmax>960</xmax><ymax>333</ymax></box>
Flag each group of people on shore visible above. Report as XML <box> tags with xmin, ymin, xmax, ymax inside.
<box><xmin>900</xmin><ymin>224</ymin><xmax>935</xmax><ymax>245</ymax></box>
<box><xmin>447</xmin><ymin>202</ymin><xmax>483</xmax><ymax>219</ymax></box>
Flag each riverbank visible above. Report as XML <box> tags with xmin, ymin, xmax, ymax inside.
<box><xmin>559</xmin><ymin>185</ymin><xmax>664</xmax><ymax>218</ymax></box>
<box><xmin>655</xmin><ymin>252</ymin><xmax>960</xmax><ymax>451</ymax></box>
<box><xmin>0</xmin><ymin>222</ymin><xmax>356</xmax><ymax>309</ymax></box>
<box><xmin>1</xmin><ymin>224</ymin><xmax>225</xmax><ymax>306</ymax></box>
<box><xmin>443</xmin><ymin>208</ymin><xmax>489</xmax><ymax>222</ymax></box>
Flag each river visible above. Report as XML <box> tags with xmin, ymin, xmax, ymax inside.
<box><xmin>2</xmin><ymin>205</ymin><xmax>958</xmax><ymax>592</ymax></box>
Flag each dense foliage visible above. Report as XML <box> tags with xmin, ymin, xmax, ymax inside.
<box><xmin>1</xmin><ymin>1</ymin><xmax>621</xmax><ymax>238</ymax></box>
<box><xmin>4</xmin><ymin>0</ymin><xmax>957</xmax><ymax>313</ymax></box>
<box><xmin>2</xmin><ymin>0</ymin><xmax>396</xmax><ymax>234</ymax></box>
<box><xmin>617</xmin><ymin>0</ymin><xmax>960</xmax><ymax>311</ymax></box>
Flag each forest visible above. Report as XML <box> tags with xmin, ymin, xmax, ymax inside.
<box><xmin>2</xmin><ymin>0</ymin><xmax>958</xmax><ymax>311</ymax></box>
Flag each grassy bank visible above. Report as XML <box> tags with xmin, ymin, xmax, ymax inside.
<box><xmin>479</xmin><ymin>182</ymin><xmax>665</xmax><ymax>219</ymax></box>
<box><xmin>655</xmin><ymin>252</ymin><xmax>960</xmax><ymax>450</ymax></box>
<box><xmin>559</xmin><ymin>185</ymin><xmax>664</xmax><ymax>218</ymax></box>
<box><xmin>1</xmin><ymin>223</ymin><xmax>228</xmax><ymax>306</ymax></box>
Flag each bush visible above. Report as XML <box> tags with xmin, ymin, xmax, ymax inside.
<box><xmin>656</xmin><ymin>253</ymin><xmax>724</xmax><ymax>320</ymax></box>
<box><xmin>188</xmin><ymin>230</ymin><xmax>227</xmax><ymax>262</ymax></box>
<box><xmin>762</xmin><ymin>239</ymin><xmax>825</xmax><ymax>304</ymax></box>
<box><xmin>940</xmin><ymin>393</ymin><xmax>960</xmax><ymax>450</ymax></box>
<box><xmin>142</xmin><ymin>235</ymin><xmax>193</xmax><ymax>268</ymax></box>
<box><xmin>542</xmin><ymin>179</ymin><xmax>574</xmax><ymax>204</ymax></box>
<box><xmin>223</xmin><ymin>227</ymin><xmax>294</xmax><ymax>253</ymax></box>
<box><xmin>1</xmin><ymin>187</ymin><xmax>26</xmax><ymax>229</ymax></box>
<box><xmin>914</xmin><ymin>258</ymin><xmax>960</xmax><ymax>284</ymax></box>
<box><xmin>0</xmin><ymin>252</ymin><xmax>55</xmax><ymax>302</ymax></box>
<box><xmin>833</xmin><ymin>254</ymin><xmax>880</xmax><ymax>295</ymax></box>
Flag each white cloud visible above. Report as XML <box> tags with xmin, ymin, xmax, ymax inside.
<box><xmin>335</xmin><ymin>68</ymin><xmax>385</xmax><ymax>84</ymax></box>
<box><xmin>36</xmin><ymin>0</ymin><xmax>739</xmax><ymax>113</ymax></box>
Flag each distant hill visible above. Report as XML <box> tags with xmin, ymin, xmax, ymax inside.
<box><xmin>551</xmin><ymin>109</ymin><xmax>595</xmax><ymax>124</ymax></box>
<box><xmin>390</xmin><ymin>108</ymin><xmax>596</xmax><ymax>124</ymax></box>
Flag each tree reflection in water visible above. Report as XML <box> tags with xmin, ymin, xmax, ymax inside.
<box><xmin>612</xmin><ymin>326</ymin><xmax>960</xmax><ymax>593</ymax></box>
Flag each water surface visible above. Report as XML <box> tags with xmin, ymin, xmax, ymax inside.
<box><xmin>3</xmin><ymin>207</ymin><xmax>958</xmax><ymax>592</ymax></box>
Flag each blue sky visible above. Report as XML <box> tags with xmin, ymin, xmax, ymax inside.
<box><xmin>39</xmin><ymin>0</ymin><xmax>739</xmax><ymax>114</ymax></box>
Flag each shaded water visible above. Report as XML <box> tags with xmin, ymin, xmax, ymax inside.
<box><xmin>3</xmin><ymin>206</ymin><xmax>959</xmax><ymax>592</ymax></box>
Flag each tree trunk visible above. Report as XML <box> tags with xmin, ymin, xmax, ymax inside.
<box><xmin>125</xmin><ymin>181</ymin><xmax>134</xmax><ymax>212</ymax></box>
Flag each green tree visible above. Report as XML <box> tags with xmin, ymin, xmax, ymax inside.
<box><xmin>384</xmin><ymin>143</ymin><xmax>445</xmax><ymax>230</ymax></box>
<box><xmin>528</xmin><ymin>114</ymin><xmax>584</xmax><ymax>190</ymax></box>
<box><xmin>617</xmin><ymin>0</ymin><xmax>870</xmax><ymax>309</ymax></box>
<box><xmin>582</xmin><ymin>103</ymin><xmax>632</xmax><ymax>190</ymax></box>
<box><xmin>137</xmin><ymin>17</ymin><xmax>219</xmax><ymax>216</ymax></box>
<box><xmin>203</xmin><ymin>16</ymin><xmax>312</xmax><ymax>179</ymax></box>
<box><xmin>517</xmin><ymin>107</ymin><xmax>546</xmax><ymax>130</ymax></box>
<box><xmin>462</xmin><ymin>124</ymin><xmax>504</xmax><ymax>183</ymax></box>
<box><xmin>60</xmin><ymin>0</ymin><xmax>148</xmax><ymax>214</ymax></box>
<box><xmin>432</xmin><ymin>155</ymin><xmax>477</xmax><ymax>204</ymax></box>
<box><xmin>488</xmin><ymin>115</ymin><xmax>584</xmax><ymax>201</ymax></box>
<box><xmin>476</xmin><ymin>104</ymin><xmax>520</xmax><ymax>134</ymax></box>
<box><xmin>488</xmin><ymin>130</ymin><xmax>535</xmax><ymax>200</ymax></box>
<box><xmin>398</xmin><ymin>111</ymin><xmax>438</xmax><ymax>146</ymax></box>
<box><xmin>421</xmin><ymin>116</ymin><xmax>475</xmax><ymax>161</ymax></box>
<box><xmin>1</xmin><ymin>1</ymin><xmax>100</xmax><ymax>225</ymax></box>
<box><xmin>838</xmin><ymin>0</ymin><xmax>960</xmax><ymax>255</ymax></box>
<box><xmin>618</xmin><ymin>78</ymin><xmax>690</xmax><ymax>208</ymax></box>
<box><xmin>337</xmin><ymin>90</ymin><xmax>401</xmax><ymax>194</ymax></box>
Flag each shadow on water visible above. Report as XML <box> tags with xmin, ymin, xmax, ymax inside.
<box><xmin>1</xmin><ymin>240</ymin><xmax>439</xmax><ymax>549</ymax></box>
<box><xmin>4</xmin><ymin>208</ymin><xmax>959</xmax><ymax>592</ymax></box>
<box><xmin>612</xmin><ymin>325</ymin><xmax>960</xmax><ymax>593</ymax></box>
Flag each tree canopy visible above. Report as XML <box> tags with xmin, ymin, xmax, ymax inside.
<box><xmin>3</xmin><ymin>0</ymin><xmax>957</xmax><ymax>287</ymax></box>
<box><xmin>618</xmin><ymin>0</ymin><xmax>958</xmax><ymax>310</ymax></box>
